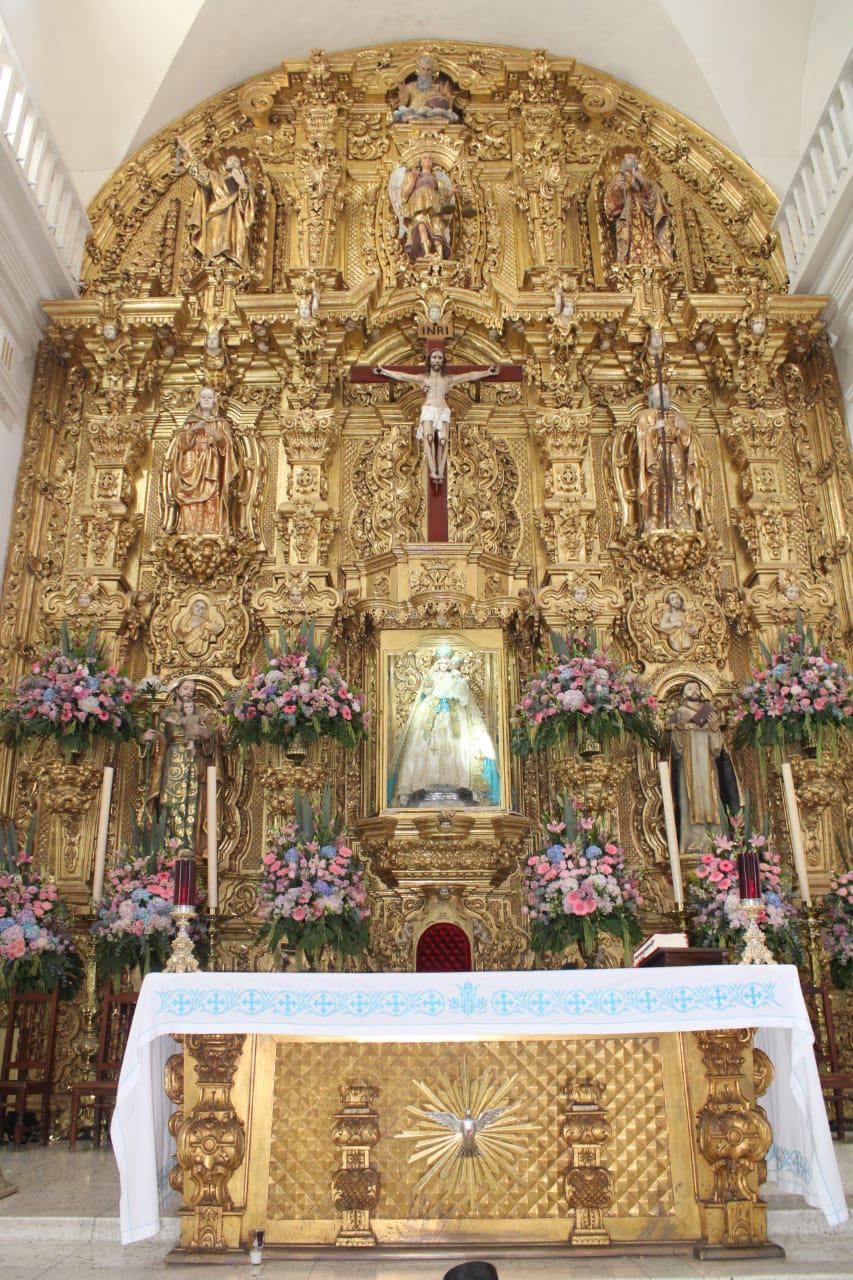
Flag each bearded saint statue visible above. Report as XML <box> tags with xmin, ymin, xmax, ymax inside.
<box><xmin>176</xmin><ymin>137</ymin><xmax>256</xmax><ymax>270</ymax></box>
<box><xmin>603</xmin><ymin>154</ymin><xmax>674</xmax><ymax>268</ymax></box>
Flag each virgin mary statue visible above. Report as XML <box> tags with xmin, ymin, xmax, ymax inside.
<box><xmin>388</xmin><ymin>652</ymin><xmax>500</xmax><ymax>808</ymax></box>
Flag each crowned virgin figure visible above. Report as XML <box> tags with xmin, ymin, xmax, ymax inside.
<box><xmin>388</xmin><ymin>651</ymin><xmax>500</xmax><ymax>808</ymax></box>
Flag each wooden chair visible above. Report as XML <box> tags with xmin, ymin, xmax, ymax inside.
<box><xmin>801</xmin><ymin>977</ymin><xmax>853</xmax><ymax>1139</ymax></box>
<box><xmin>68</xmin><ymin>989</ymin><xmax>137</xmax><ymax>1151</ymax></box>
<box><xmin>0</xmin><ymin>988</ymin><xmax>59</xmax><ymax>1149</ymax></box>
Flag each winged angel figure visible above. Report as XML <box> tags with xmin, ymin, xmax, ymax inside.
<box><xmin>389</xmin><ymin>153</ymin><xmax>461</xmax><ymax>262</ymax></box>
<box><xmin>396</xmin><ymin>1064</ymin><xmax>539</xmax><ymax>1201</ymax></box>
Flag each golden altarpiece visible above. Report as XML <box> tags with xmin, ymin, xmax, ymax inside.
<box><xmin>0</xmin><ymin>40</ymin><xmax>851</xmax><ymax>1256</ymax></box>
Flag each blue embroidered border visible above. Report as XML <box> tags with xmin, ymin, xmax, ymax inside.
<box><xmin>157</xmin><ymin>978</ymin><xmax>779</xmax><ymax>1021</ymax></box>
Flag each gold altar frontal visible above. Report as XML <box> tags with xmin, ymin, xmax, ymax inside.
<box><xmin>166</xmin><ymin>1026</ymin><xmax>782</xmax><ymax>1263</ymax></box>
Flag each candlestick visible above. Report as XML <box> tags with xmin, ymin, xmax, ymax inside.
<box><xmin>658</xmin><ymin>760</ymin><xmax>684</xmax><ymax>907</ymax></box>
<box><xmin>165</xmin><ymin>906</ymin><xmax>199</xmax><ymax>973</ymax></box>
<box><xmin>781</xmin><ymin>762</ymin><xmax>811</xmax><ymax>905</ymax></box>
<box><xmin>206</xmin><ymin>766</ymin><xmax>218</xmax><ymax>912</ymax></box>
<box><xmin>92</xmin><ymin>765</ymin><xmax>114</xmax><ymax>903</ymax></box>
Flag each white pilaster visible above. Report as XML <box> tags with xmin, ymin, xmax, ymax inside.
<box><xmin>0</xmin><ymin>18</ymin><xmax>90</xmax><ymax>574</ymax></box>
<box><xmin>773</xmin><ymin>51</ymin><xmax>853</xmax><ymax>436</ymax></box>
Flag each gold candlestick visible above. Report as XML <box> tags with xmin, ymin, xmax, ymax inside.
<box><xmin>166</xmin><ymin>906</ymin><xmax>200</xmax><ymax>973</ymax></box>
<box><xmin>208</xmin><ymin>909</ymin><xmax>221</xmax><ymax>972</ymax></box>
<box><xmin>79</xmin><ymin>927</ymin><xmax>100</xmax><ymax>1070</ymax></box>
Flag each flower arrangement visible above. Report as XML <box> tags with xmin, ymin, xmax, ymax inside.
<box><xmin>822</xmin><ymin>869</ymin><xmax>853</xmax><ymax>990</ymax></box>
<box><xmin>521</xmin><ymin>799</ymin><xmax>643</xmax><ymax>965</ymax></box>
<box><xmin>512</xmin><ymin>629</ymin><xmax>658</xmax><ymax>758</ymax></box>
<box><xmin>686</xmin><ymin>810</ymin><xmax>803</xmax><ymax>965</ymax></box>
<box><xmin>731</xmin><ymin>612</ymin><xmax>853</xmax><ymax>761</ymax></box>
<box><xmin>258</xmin><ymin>787</ymin><xmax>369</xmax><ymax>968</ymax></box>
<box><xmin>0</xmin><ymin>819</ymin><xmax>81</xmax><ymax>997</ymax></box>
<box><xmin>0</xmin><ymin>623</ymin><xmax>141</xmax><ymax>760</ymax></box>
<box><xmin>91</xmin><ymin>812</ymin><xmax>184</xmax><ymax>983</ymax></box>
<box><xmin>224</xmin><ymin>622</ymin><xmax>368</xmax><ymax>754</ymax></box>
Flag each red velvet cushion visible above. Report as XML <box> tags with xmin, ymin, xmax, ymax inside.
<box><xmin>416</xmin><ymin>922</ymin><xmax>472</xmax><ymax>972</ymax></box>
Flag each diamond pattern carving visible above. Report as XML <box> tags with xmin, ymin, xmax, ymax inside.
<box><xmin>266</xmin><ymin>1036</ymin><xmax>673</xmax><ymax>1222</ymax></box>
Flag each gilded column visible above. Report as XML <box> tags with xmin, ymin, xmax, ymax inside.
<box><xmin>562</xmin><ymin>1077</ymin><xmax>613</xmax><ymax>1246</ymax></box>
<box><xmin>176</xmin><ymin>1034</ymin><xmax>247</xmax><ymax>1251</ymax></box>
<box><xmin>331</xmin><ymin>1081</ymin><xmax>381</xmax><ymax>1246</ymax></box>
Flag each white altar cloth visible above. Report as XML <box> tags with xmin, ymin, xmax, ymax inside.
<box><xmin>112</xmin><ymin>964</ymin><xmax>848</xmax><ymax>1243</ymax></box>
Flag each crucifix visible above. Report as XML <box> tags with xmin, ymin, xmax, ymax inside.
<box><xmin>349</xmin><ymin>340</ymin><xmax>522</xmax><ymax>542</ymax></box>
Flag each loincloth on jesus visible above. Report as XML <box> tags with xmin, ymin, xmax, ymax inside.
<box><xmin>416</xmin><ymin>404</ymin><xmax>452</xmax><ymax>441</ymax></box>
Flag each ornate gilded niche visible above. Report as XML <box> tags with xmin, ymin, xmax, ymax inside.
<box><xmin>0</xmin><ymin>39</ymin><xmax>848</xmax><ymax>985</ymax></box>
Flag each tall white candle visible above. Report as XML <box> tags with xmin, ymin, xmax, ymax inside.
<box><xmin>658</xmin><ymin>760</ymin><xmax>684</xmax><ymax>908</ymax></box>
<box><xmin>781</xmin><ymin>761</ymin><xmax>811</xmax><ymax>906</ymax></box>
<box><xmin>206</xmin><ymin>766</ymin><xmax>218</xmax><ymax>912</ymax></box>
<box><xmin>92</xmin><ymin>766</ymin><xmax>114</xmax><ymax>904</ymax></box>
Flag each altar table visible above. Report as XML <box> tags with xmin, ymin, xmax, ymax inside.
<box><xmin>112</xmin><ymin>966</ymin><xmax>847</xmax><ymax>1255</ymax></box>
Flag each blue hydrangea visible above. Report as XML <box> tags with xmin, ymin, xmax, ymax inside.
<box><xmin>320</xmin><ymin>844</ymin><xmax>337</xmax><ymax>857</ymax></box>
<box><xmin>314</xmin><ymin>880</ymin><xmax>333</xmax><ymax>897</ymax></box>
<box><xmin>586</xmin><ymin>845</ymin><xmax>602</xmax><ymax>857</ymax></box>
<box><xmin>546</xmin><ymin>844</ymin><xmax>564</xmax><ymax>864</ymax></box>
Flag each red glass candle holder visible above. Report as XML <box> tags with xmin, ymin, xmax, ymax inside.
<box><xmin>173</xmin><ymin>857</ymin><xmax>197</xmax><ymax>908</ymax></box>
<box><xmin>737</xmin><ymin>847</ymin><xmax>761</xmax><ymax>902</ymax></box>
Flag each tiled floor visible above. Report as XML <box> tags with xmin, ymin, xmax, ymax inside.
<box><xmin>0</xmin><ymin>1143</ymin><xmax>851</xmax><ymax>1279</ymax></box>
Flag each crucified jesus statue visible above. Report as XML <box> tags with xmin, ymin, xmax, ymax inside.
<box><xmin>371</xmin><ymin>348</ymin><xmax>499</xmax><ymax>485</ymax></box>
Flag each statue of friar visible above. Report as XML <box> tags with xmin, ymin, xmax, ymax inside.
<box><xmin>161</xmin><ymin>386</ymin><xmax>242</xmax><ymax>536</ymax></box>
<box><xmin>635</xmin><ymin>384</ymin><xmax>704</xmax><ymax>533</ymax></box>
<box><xmin>667</xmin><ymin>681</ymin><xmax>739</xmax><ymax>855</ymax></box>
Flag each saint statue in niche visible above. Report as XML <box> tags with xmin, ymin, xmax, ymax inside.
<box><xmin>603</xmin><ymin>153</ymin><xmax>674</xmax><ymax>267</ymax></box>
<box><xmin>388</xmin><ymin>649</ymin><xmax>500</xmax><ymax>809</ymax></box>
<box><xmin>656</xmin><ymin>590</ymin><xmax>700</xmax><ymax>654</ymax></box>
<box><xmin>667</xmin><ymin>681</ymin><xmax>739</xmax><ymax>855</ymax></box>
<box><xmin>635</xmin><ymin>384</ymin><xmax>704</xmax><ymax>532</ymax></box>
<box><xmin>389</xmin><ymin>153</ymin><xmax>470</xmax><ymax>262</ymax></box>
<box><xmin>161</xmin><ymin>387</ymin><xmax>241</xmax><ymax>536</ymax></box>
<box><xmin>176</xmin><ymin>138</ymin><xmax>257</xmax><ymax>270</ymax></box>
<box><xmin>392</xmin><ymin>55</ymin><xmax>460</xmax><ymax>124</ymax></box>
<box><xmin>372</xmin><ymin>349</ymin><xmax>498</xmax><ymax>484</ymax></box>
<box><xmin>144</xmin><ymin>678</ymin><xmax>220</xmax><ymax>851</ymax></box>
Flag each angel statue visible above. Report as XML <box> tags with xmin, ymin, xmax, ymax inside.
<box><xmin>176</xmin><ymin>136</ymin><xmax>257</xmax><ymax>270</ymax></box>
<box><xmin>372</xmin><ymin>348</ymin><xmax>498</xmax><ymax>484</ymax></box>
<box><xmin>389</xmin><ymin>153</ymin><xmax>465</xmax><ymax>262</ymax></box>
<box><xmin>387</xmin><ymin>648</ymin><xmax>500</xmax><ymax>808</ymax></box>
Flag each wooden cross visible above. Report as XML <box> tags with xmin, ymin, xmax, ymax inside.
<box><xmin>349</xmin><ymin>339</ymin><xmax>522</xmax><ymax>542</ymax></box>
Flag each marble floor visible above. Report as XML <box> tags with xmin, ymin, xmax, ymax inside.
<box><xmin>0</xmin><ymin>1143</ymin><xmax>851</xmax><ymax>1279</ymax></box>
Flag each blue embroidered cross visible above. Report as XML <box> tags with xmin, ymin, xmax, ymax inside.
<box><xmin>599</xmin><ymin>991</ymin><xmax>620</xmax><ymax>1014</ymax></box>
<box><xmin>171</xmin><ymin>991</ymin><xmax>192</xmax><ymax>1015</ymax></box>
<box><xmin>422</xmin><ymin>991</ymin><xmax>444</xmax><ymax>1016</ymax></box>
<box><xmin>349</xmin><ymin>991</ymin><xmax>370</xmax><ymax>1016</ymax></box>
<box><xmin>313</xmin><ymin>991</ymin><xmax>335</xmax><ymax>1016</ymax></box>
<box><xmin>205</xmin><ymin>991</ymin><xmax>227</xmax><ymax>1014</ymax></box>
<box><xmin>492</xmin><ymin>991</ymin><xmax>513</xmax><ymax>1015</ymax></box>
<box><xmin>241</xmin><ymin>989</ymin><xmax>262</xmax><ymax>1014</ymax></box>
<box><xmin>529</xmin><ymin>991</ymin><xmax>550</xmax><ymax>1015</ymax></box>
<box><xmin>635</xmin><ymin>989</ymin><xmax>657</xmax><ymax>1013</ymax></box>
<box><xmin>386</xmin><ymin>992</ymin><xmax>406</xmax><ymax>1016</ymax></box>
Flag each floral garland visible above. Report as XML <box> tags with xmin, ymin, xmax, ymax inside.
<box><xmin>731</xmin><ymin>614</ymin><xmax>853</xmax><ymax>760</ymax></box>
<box><xmin>0</xmin><ymin>624</ymin><xmax>140</xmax><ymax>760</ymax></box>
<box><xmin>224</xmin><ymin>622</ymin><xmax>367</xmax><ymax>753</ymax></box>
<box><xmin>522</xmin><ymin>804</ymin><xmax>643</xmax><ymax>965</ymax></box>
<box><xmin>0</xmin><ymin>822</ymin><xmax>81</xmax><ymax>997</ymax></box>
<box><xmin>686</xmin><ymin>817</ymin><xmax>803</xmax><ymax>965</ymax></box>
<box><xmin>822</xmin><ymin>870</ymin><xmax>853</xmax><ymax>991</ymax></box>
<box><xmin>258</xmin><ymin>789</ymin><xmax>369</xmax><ymax>966</ymax></box>
<box><xmin>512</xmin><ymin>630</ymin><xmax>658</xmax><ymax>757</ymax></box>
